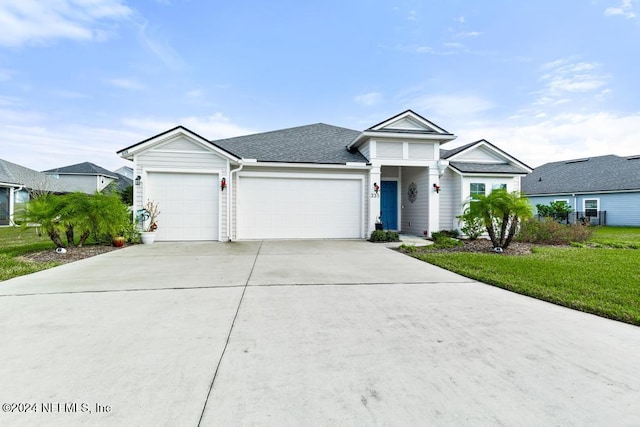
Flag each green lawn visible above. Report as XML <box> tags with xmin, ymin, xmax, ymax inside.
<box><xmin>406</xmin><ymin>226</ymin><xmax>640</xmax><ymax>326</ymax></box>
<box><xmin>0</xmin><ymin>226</ymin><xmax>59</xmax><ymax>282</ymax></box>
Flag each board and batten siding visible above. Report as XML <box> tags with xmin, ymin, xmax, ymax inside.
<box><xmin>438</xmin><ymin>168</ymin><xmax>460</xmax><ymax>231</ymax></box>
<box><xmin>408</xmin><ymin>143</ymin><xmax>434</xmax><ymax>160</ymax></box>
<box><xmin>400</xmin><ymin>167</ymin><xmax>429</xmax><ymax>235</ymax></box>
<box><xmin>134</xmin><ymin>136</ymin><xmax>230</xmax><ymax>241</ymax></box>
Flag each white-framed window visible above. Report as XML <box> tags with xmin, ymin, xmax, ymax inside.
<box><xmin>554</xmin><ymin>199</ymin><xmax>570</xmax><ymax>205</ymax></box>
<box><xmin>492</xmin><ymin>183</ymin><xmax>507</xmax><ymax>191</ymax></box>
<box><xmin>470</xmin><ymin>183</ymin><xmax>486</xmax><ymax>196</ymax></box>
<box><xmin>584</xmin><ymin>198</ymin><xmax>599</xmax><ymax>217</ymax></box>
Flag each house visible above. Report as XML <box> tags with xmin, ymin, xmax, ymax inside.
<box><xmin>43</xmin><ymin>162</ymin><xmax>119</xmax><ymax>194</ymax></box>
<box><xmin>522</xmin><ymin>154</ymin><xmax>640</xmax><ymax>226</ymax></box>
<box><xmin>114</xmin><ymin>166</ymin><xmax>134</xmax><ymax>180</ymax></box>
<box><xmin>118</xmin><ymin>110</ymin><xmax>532</xmax><ymax>241</ymax></box>
<box><xmin>0</xmin><ymin>159</ymin><xmax>75</xmax><ymax>226</ymax></box>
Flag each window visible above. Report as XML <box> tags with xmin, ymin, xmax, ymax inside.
<box><xmin>584</xmin><ymin>199</ymin><xmax>599</xmax><ymax>217</ymax></box>
<box><xmin>492</xmin><ymin>183</ymin><xmax>507</xmax><ymax>191</ymax></box>
<box><xmin>470</xmin><ymin>183</ymin><xmax>486</xmax><ymax>196</ymax></box>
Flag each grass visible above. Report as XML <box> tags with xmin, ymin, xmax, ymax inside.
<box><xmin>405</xmin><ymin>226</ymin><xmax>640</xmax><ymax>326</ymax></box>
<box><xmin>0</xmin><ymin>226</ymin><xmax>59</xmax><ymax>282</ymax></box>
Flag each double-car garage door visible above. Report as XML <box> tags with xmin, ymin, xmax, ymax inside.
<box><xmin>237</xmin><ymin>175</ymin><xmax>364</xmax><ymax>239</ymax></box>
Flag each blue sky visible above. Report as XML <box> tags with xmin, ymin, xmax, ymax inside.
<box><xmin>1</xmin><ymin>0</ymin><xmax>639</xmax><ymax>172</ymax></box>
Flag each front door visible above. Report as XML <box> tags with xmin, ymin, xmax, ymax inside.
<box><xmin>380</xmin><ymin>181</ymin><xmax>398</xmax><ymax>230</ymax></box>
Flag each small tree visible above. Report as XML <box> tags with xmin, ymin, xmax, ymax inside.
<box><xmin>463</xmin><ymin>189</ymin><xmax>533</xmax><ymax>250</ymax></box>
<box><xmin>536</xmin><ymin>201</ymin><xmax>573</xmax><ymax>223</ymax></box>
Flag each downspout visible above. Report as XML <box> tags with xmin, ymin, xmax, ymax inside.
<box><xmin>228</xmin><ymin>161</ymin><xmax>244</xmax><ymax>241</ymax></box>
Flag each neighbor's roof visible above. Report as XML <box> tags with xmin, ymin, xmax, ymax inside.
<box><xmin>522</xmin><ymin>154</ymin><xmax>640</xmax><ymax>195</ymax></box>
<box><xmin>214</xmin><ymin>123</ymin><xmax>368</xmax><ymax>164</ymax></box>
<box><xmin>44</xmin><ymin>162</ymin><xmax>118</xmax><ymax>178</ymax></box>
<box><xmin>0</xmin><ymin>159</ymin><xmax>75</xmax><ymax>193</ymax></box>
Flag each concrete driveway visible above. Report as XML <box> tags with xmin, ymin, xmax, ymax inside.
<box><xmin>0</xmin><ymin>241</ymin><xmax>639</xmax><ymax>426</ymax></box>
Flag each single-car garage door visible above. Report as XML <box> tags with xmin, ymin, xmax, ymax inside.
<box><xmin>237</xmin><ymin>174</ymin><xmax>363</xmax><ymax>239</ymax></box>
<box><xmin>148</xmin><ymin>172</ymin><xmax>219</xmax><ymax>241</ymax></box>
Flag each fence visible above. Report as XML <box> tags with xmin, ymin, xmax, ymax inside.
<box><xmin>534</xmin><ymin>211</ymin><xmax>607</xmax><ymax>226</ymax></box>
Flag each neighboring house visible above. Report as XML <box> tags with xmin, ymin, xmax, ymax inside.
<box><xmin>118</xmin><ymin>110</ymin><xmax>532</xmax><ymax>242</ymax></box>
<box><xmin>0</xmin><ymin>159</ymin><xmax>74</xmax><ymax>226</ymax></box>
<box><xmin>114</xmin><ymin>166</ymin><xmax>133</xmax><ymax>180</ymax></box>
<box><xmin>522</xmin><ymin>154</ymin><xmax>640</xmax><ymax>226</ymax></box>
<box><xmin>43</xmin><ymin>162</ymin><xmax>119</xmax><ymax>194</ymax></box>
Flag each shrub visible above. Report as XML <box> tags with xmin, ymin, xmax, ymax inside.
<box><xmin>431</xmin><ymin>229</ymin><xmax>460</xmax><ymax>240</ymax></box>
<box><xmin>457</xmin><ymin>211</ymin><xmax>484</xmax><ymax>240</ymax></box>
<box><xmin>369</xmin><ymin>230</ymin><xmax>400</xmax><ymax>242</ymax></box>
<box><xmin>431</xmin><ymin>236</ymin><xmax>463</xmax><ymax>249</ymax></box>
<box><xmin>516</xmin><ymin>217</ymin><xmax>593</xmax><ymax>244</ymax></box>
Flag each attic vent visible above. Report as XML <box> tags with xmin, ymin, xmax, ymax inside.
<box><xmin>565</xmin><ymin>158</ymin><xmax>589</xmax><ymax>164</ymax></box>
<box><xmin>627</xmin><ymin>155</ymin><xmax>640</xmax><ymax>160</ymax></box>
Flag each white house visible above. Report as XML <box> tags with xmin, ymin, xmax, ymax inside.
<box><xmin>118</xmin><ymin>110</ymin><xmax>531</xmax><ymax>241</ymax></box>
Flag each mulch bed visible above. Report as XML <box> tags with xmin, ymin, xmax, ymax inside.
<box><xmin>407</xmin><ymin>239</ymin><xmax>537</xmax><ymax>256</ymax></box>
<box><xmin>19</xmin><ymin>245</ymin><xmax>125</xmax><ymax>264</ymax></box>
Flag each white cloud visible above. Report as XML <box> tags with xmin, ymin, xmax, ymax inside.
<box><xmin>107</xmin><ymin>78</ymin><xmax>145</xmax><ymax>90</ymax></box>
<box><xmin>605</xmin><ymin>0</ymin><xmax>636</xmax><ymax>18</ymax></box>
<box><xmin>354</xmin><ymin>92</ymin><xmax>383</xmax><ymax>107</ymax></box>
<box><xmin>122</xmin><ymin>112</ymin><xmax>256</xmax><ymax>141</ymax></box>
<box><xmin>407</xmin><ymin>94</ymin><xmax>495</xmax><ymax>120</ymax></box>
<box><xmin>455</xmin><ymin>112</ymin><xmax>640</xmax><ymax>167</ymax></box>
<box><xmin>408</xmin><ymin>10</ymin><xmax>417</xmax><ymax>21</ymax></box>
<box><xmin>456</xmin><ymin>16</ymin><xmax>465</xmax><ymax>23</ymax></box>
<box><xmin>0</xmin><ymin>0</ymin><xmax>132</xmax><ymax>47</ymax></box>
<box><xmin>136</xmin><ymin>20</ymin><xmax>185</xmax><ymax>70</ymax></box>
<box><xmin>535</xmin><ymin>59</ymin><xmax>609</xmax><ymax>105</ymax></box>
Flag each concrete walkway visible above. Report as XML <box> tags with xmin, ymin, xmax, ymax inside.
<box><xmin>0</xmin><ymin>241</ymin><xmax>639</xmax><ymax>426</ymax></box>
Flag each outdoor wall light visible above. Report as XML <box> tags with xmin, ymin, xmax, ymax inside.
<box><xmin>220</xmin><ymin>177</ymin><xmax>227</xmax><ymax>191</ymax></box>
<box><xmin>135</xmin><ymin>175</ymin><xmax>141</xmax><ymax>186</ymax></box>
<box><xmin>373</xmin><ymin>182</ymin><xmax>380</xmax><ymax>194</ymax></box>
<box><xmin>433</xmin><ymin>183</ymin><xmax>441</xmax><ymax>193</ymax></box>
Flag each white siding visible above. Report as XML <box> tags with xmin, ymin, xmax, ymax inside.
<box><xmin>438</xmin><ymin>168</ymin><xmax>458</xmax><ymax>231</ymax></box>
<box><xmin>377</xmin><ymin>141</ymin><xmax>404</xmax><ymax>159</ymax></box>
<box><xmin>54</xmin><ymin>175</ymin><xmax>101</xmax><ymax>194</ymax></box>
<box><xmin>386</xmin><ymin>116</ymin><xmax>426</xmax><ymax>130</ymax></box>
<box><xmin>400</xmin><ymin>167</ymin><xmax>429</xmax><ymax>235</ymax></box>
<box><xmin>135</xmin><ymin>139</ymin><xmax>229</xmax><ymax>241</ymax></box>
<box><xmin>456</xmin><ymin>146</ymin><xmax>504</xmax><ymax>163</ymax></box>
<box><xmin>408</xmin><ymin>143</ymin><xmax>434</xmax><ymax>160</ymax></box>
<box><xmin>358</xmin><ymin>141</ymin><xmax>371</xmax><ymax>161</ymax></box>
<box><xmin>156</xmin><ymin>136</ymin><xmax>210</xmax><ymax>152</ymax></box>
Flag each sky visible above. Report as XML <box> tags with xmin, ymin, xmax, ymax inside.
<box><xmin>1</xmin><ymin>0</ymin><xmax>639</xmax><ymax>172</ymax></box>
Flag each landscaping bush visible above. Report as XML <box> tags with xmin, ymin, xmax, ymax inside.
<box><xmin>426</xmin><ymin>236</ymin><xmax>463</xmax><ymax>249</ymax></box>
<box><xmin>457</xmin><ymin>211</ymin><xmax>484</xmax><ymax>240</ymax></box>
<box><xmin>369</xmin><ymin>230</ymin><xmax>400</xmax><ymax>242</ymax></box>
<box><xmin>431</xmin><ymin>229</ymin><xmax>460</xmax><ymax>240</ymax></box>
<box><xmin>516</xmin><ymin>217</ymin><xmax>593</xmax><ymax>244</ymax></box>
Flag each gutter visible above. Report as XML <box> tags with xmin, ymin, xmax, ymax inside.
<box><xmin>227</xmin><ymin>161</ymin><xmax>244</xmax><ymax>241</ymax></box>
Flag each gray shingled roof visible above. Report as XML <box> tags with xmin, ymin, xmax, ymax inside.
<box><xmin>213</xmin><ymin>123</ymin><xmax>367</xmax><ymax>164</ymax></box>
<box><xmin>449</xmin><ymin>162</ymin><xmax>529</xmax><ymax>174</ymax></box>
<box><xmin>0</xmin><ymin>159</ymin><xmax>75</xmax><ymax>193</ymax></box>
<box><xmin>440</xmin><ymin>141</ymin><xmax>478</xmax><ymax>159</ymax></box>
<box><xmin>522</xmin><ymin>155</ymin><xmax>640</xmax><ymax>195</ymax></box>
<box><xmin>44</xmin><ymin>162</ymin><xmax>118</xmax><ymax>178</ymax></box>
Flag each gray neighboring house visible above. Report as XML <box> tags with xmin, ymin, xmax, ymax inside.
<box><xmin>521</xmin><ymin>154</ymin><xmax>640</xmax><ymax>226</ymax></box>
<box><xmin>0</xmin><ymin>159</ymin><xmax>74</xmax><ymax>226</ymax></box>
<box><xmin>43</xmin><ymin>162</ymin><xmax>119</xmax><ymax>194</ymax></box>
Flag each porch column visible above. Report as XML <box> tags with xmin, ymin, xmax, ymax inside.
<box><xmin>368</xmin><ymin>166</ymin><xmax>381</xmax><ymax>236</ymax></box>
<box><xmin>427</xmin><ymin>167</ymin><xmax>440</xmax><ymax>237</ymax></box>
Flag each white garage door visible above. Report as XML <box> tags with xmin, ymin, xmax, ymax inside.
<box><xmin>148</xmin><ymin>172</ymin><xmax>219</xmax><ymax>241</ymax></box>
<box><xmin>237</xmin><ymin>175</ymin><xmax>363</xmax><ymax>239</ymax></box>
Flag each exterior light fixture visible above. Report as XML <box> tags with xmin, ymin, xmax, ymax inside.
<box><xmin>135</xmin><ymin>175</ymin><xmax>141</xmax><ymax>186</ymax></box>
<box><xmin>373</xmin><ymin>182</ymin><xmax>380</xmax><ymax>194</ymax></box>
<box><xmin>433</xmin><ymin>183</ymin><xmax>440</xmax><ymax>193</ymax></box>
<box><xmin>220</xmin><ymin>177</ymin><xmax>227</xmax><ymax>191</ymax></box>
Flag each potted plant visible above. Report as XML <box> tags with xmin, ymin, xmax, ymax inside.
<box><xmin>137</xmin><ymin>200</ymin><xmax>160</xmax><ymax>245</ymax></box>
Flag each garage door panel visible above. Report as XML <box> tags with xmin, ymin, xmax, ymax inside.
<box><xmin>148</xmin><ymin>172</ymin><xmax>218</xmax><ymax>241</ymax></box>
<box><xmin>238</xmin><ymin>176</ymin><xmax>362</xmax><ymax>239</ymax></box>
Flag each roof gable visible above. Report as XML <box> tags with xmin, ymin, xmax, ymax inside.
<box><xmin>368</xmin><ymin>109</ymin><xmax>451</xmax><ymax>134</ymax></box>
<box><xmin>442</xmin><ymin>139</ymin><xmax>532</xmax><ymax>175</ymax></box>
<box><xmin>522</xmin><ymin>154</ymin><xmax>640</xmax><ymax>195</ymax></box>
<box><xmin>118</xmin><ymin>126</ymin><xmax>240</xmax><ymax>161</ymax></box>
